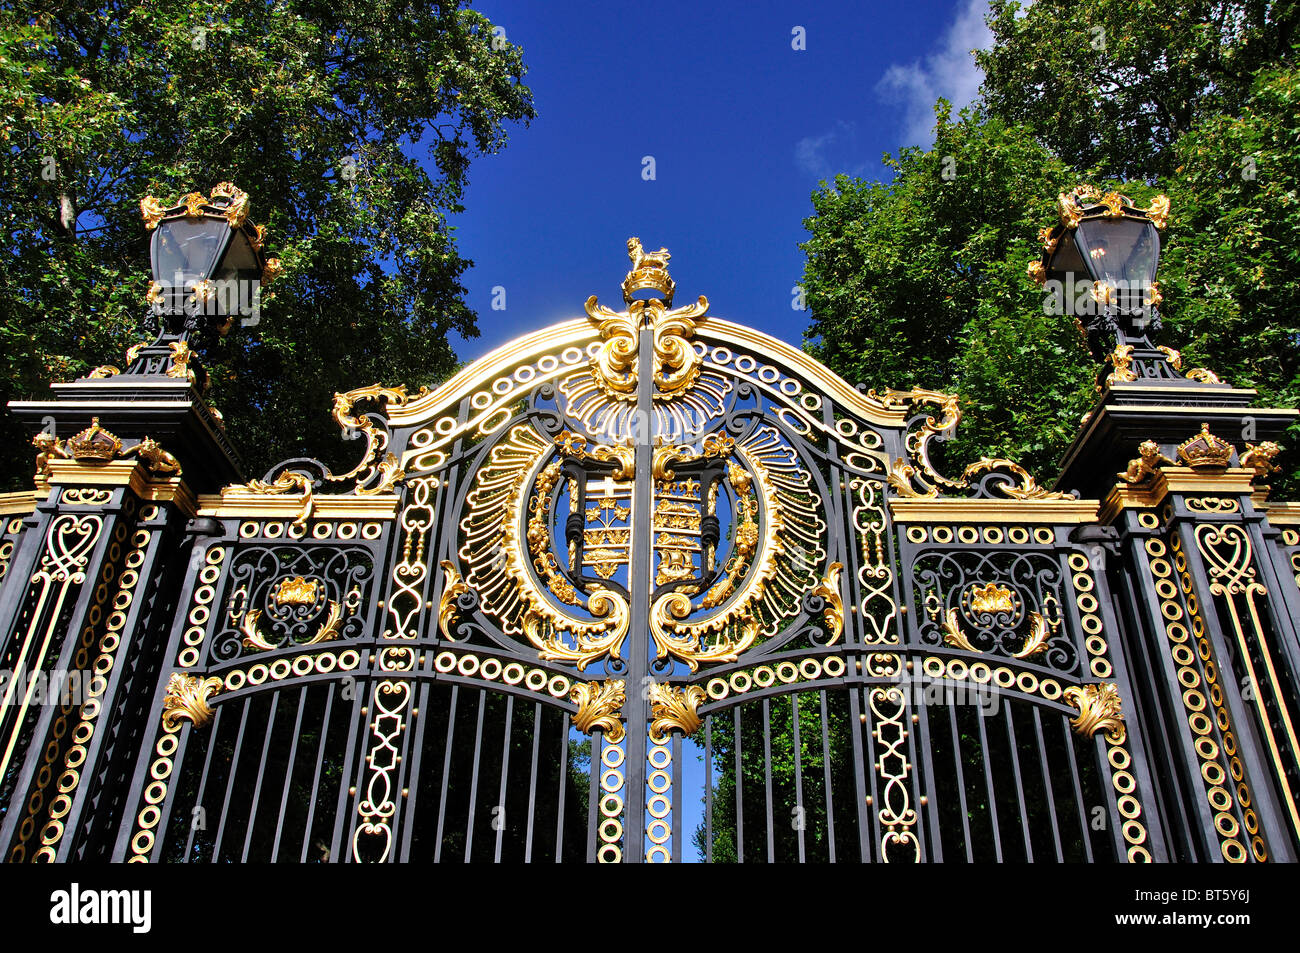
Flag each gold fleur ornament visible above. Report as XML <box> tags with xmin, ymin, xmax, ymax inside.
<box><xmin>161</xmin><ymin>673</ymin><xmax>223</xmax><ymax>729</ymax></box>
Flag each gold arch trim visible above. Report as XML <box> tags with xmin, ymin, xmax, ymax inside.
<box><xmin>386</xmin><ymin>316</ymin><xmax>911</xmax><ymax>433</ymax></box>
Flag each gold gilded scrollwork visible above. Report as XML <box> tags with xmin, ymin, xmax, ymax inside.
<box><xmin>467</xmin><ymin>426</ymin><xmax>630</xmax><ymax>670</ymax></box>
<box><xmin>648</xmin><ymin>682</ymin><xmax>706</xmax><ymax>741</ymax></box>
<box><xmin>240</xmin><ymin>599</ymin><xmax>343</xmax><ymax>652</ymax></box>
<box><xmin>811</xmin><ymin>562</ymin><xmax>845</xmax><ymax>642</ymax></box>
<box><xmin>1105</xmin><ymin>344</ymin><xmax>1138</xmax><ymax>387</ymax></box>
<box><xmin>881</xmin><ymin>389</ymin><xmax>1070</xmax><ymax>501</ymax></box>
<box><xmin>437</xmin><ymin>560</ymin><xmax>468</xmax><ymax>641</ymax></box>
<box><xmin>161</xmin><ymin>673</ymin><xmax>223</xmax><ymax>729</ymax></box>
<box><xmin>1063</xmin><ymin>682</ymin><xmax>1126</xmax><ymax>744</ymax></box>
<box><xmin>570</xmin><ymin>679</ymin><xmax>626</xmax><ymax>743</ymax></box>
<box><xmin>940</xmin><ymin>608</ymin><xmax>981</xmax><ymax>653</ymax></box>
<box><xmin>584</xmin><ymin>240</ymin><xmax>709</xmax><ymax>401</ymax></box>
<box><xmin>242</xmin><ymin>471</ymin><xmax>314</xmax><ymax>529</ymax></box>
<box><xmin>557</xmin><ymin>430</ymin><xmax>635</xmax><ymax>479</ymax></box>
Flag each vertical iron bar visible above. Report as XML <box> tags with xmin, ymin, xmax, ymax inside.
<box><xmin>300</xmin><ymin>685</ymin><xmax>335</xmax><ymax>863</ymax></box>
<box><xmin>792</xmin><ymin>693</ymin><xmax>805</xmax><ymax>863</ymax></box>
<box><xmin>463</xmin><ymin>688</ymin><xmax>486</xmax><ymax>862</ymax></box>
<box><xmin>620</xmin><ymin>322</ymin><xmax>658</xmax><ymax>863</ymax></box>
<box><xmin>183</xmin><ymin>705</ymin><xmax>225</xmax><ymax>862</ymax></box>
<box><xmin>704</xmin><ymin>714</ymin><xmax>713</xmax><ymax>864</ymax></box>
<box><xmin>240</xmin><ymin>689</ymin><xmax>280</xmax><ymax>861</ymax></box>
<box><xmin>1002</xmin><ymin>704</ymin><xmax>1034</xmax><ymax>861</ymax></box>
<box><xmin>585</xmin><ymin>729</ymin><xmax>600</xmax><ymax>863</ymax></box>
<box><xmin>1060</xmin><ymin>715</ymin><xmax>1095</xmax><ymax>862</ymax></box>
<box><xmin>672</xmin><ymin>731</ymin><xmax>681</xmax><ymax>861</ymax></box>
<box><xmin>848</xmin><ymin>683</ymin><xmax>874</xmax><ymax>862</ymax></box>
<box><xmin>210</xmin><ymin>699</ymin><xmax>252</xmax><ymax>861</ymax></box>
<box><xmin>556</xmin><ymin>715</ymin><xmax>569</xmax><ymax>862</ymax></box>
<box><xmin>493</xmin><ymin>695</ymin><xmax>514</xmax><ymax>862</ymax></box>
<box><xmin>820</xmin><ymin>689</ymin><xmax>836</xmax><ymax>862</ymax></box>
<box><xmin>270</xmin><ymin>686</ymin><xmax>308</xmax><ymax>862</ymax></box>
<box><xmin>433</xmin><ymin>685</ymin><xmax>459</xmax><ymax>863</ymax></box>
<box><xmin>763</xmin><ymin>698</ymin><xmax>774</xmax><ymax>862</ymax></box>
<box><xmin>397</xmin><ymin>681</ymin><xmax>432</xmax><ymax>863</ymax></box>
<box><xmin>734</xmin><ymin>706</ymin><xmax>744</xmax><ymax>863</ymax></box>
<box><xmin>973</xmin><ymin>700</ymin><xmax>1003</xmax><ymax>862</ymax></box>
<box><xmin>1031</xmin><ymin>707</ymin><xmax>1065</xmax><ymax>860</ymax></box>
<box><xmin>525</xmin><ymin>702</ymin><xmax>541</xmax><ymax>862</ymax></box>
<box><xmin>947</xmin><ymin>703</ymin><xmax>973</xmax><ymax>861</ymax></box>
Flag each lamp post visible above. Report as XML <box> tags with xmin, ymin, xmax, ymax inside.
<box><xmin>1029</xmin><ymin>186</ymin><xmax>1171</xmax><ymax>380</ymax></box>
<box><xmin>128</xmin><ymin>182</ymin><xmax>281</xmax><ymax>390</ymax></box>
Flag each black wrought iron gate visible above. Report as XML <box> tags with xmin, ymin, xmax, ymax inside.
<box><xmin>2</xmin><ymin>239</ymin><xmax>1299</xmax><ymax>862</ymax></box>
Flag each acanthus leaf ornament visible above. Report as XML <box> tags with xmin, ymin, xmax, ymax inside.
<box><xmin>1104</xmin><ymin>344</ymin><xmax>1138</xmax><ymax>387</ymax></box>
<box><xmin>648</xmin><ymin>682</ymin><xmax>706</xmax><ymax>741</ymax></box>
<box><xmin>1011</xmin><ymin>612</ymin><xmax>1051</xmax><ymax>659</ymax></box>
<box><xmin>139</xmin><ymin>195</ymin><xmax>167</xmax><ymax>230</ymax></box>
<box><xmin>1145</xmin><ymin>194</ymin><xmax>1171</xmax><ymax>230</ymax></box>
<box><xmin>585</xmin><ymin>239</ymin><xmax>708</xmax><ymax>402</ymax></box>
<box><xmin>437</xmin><ymin>560</ymin><xmax>468</xmax><ymax>641</ymax></box>
<box><xmin>241</xmin><ymin>598</ymin><xmax>344</xmax><ymax>652</ymax></box>
<box><xmin>240</xmin><ymin>471</ymin><xmax>315</xmax><ymax>529</ymax></box>
<box><xmin>1063</xmin><ymin>682</ymin><xmax>1126</xmax><ymax>744</ymax></box>
<box><xmin>166</xmin><ymin>340</ymin><xmax>195</xmax><ymax>382</ymax></box>
<box><xmin>570</xmin><ymin>679</ymin><xmax>626</xmax><ymax>743</ymax></box>
<box><xmin>940</xmin><ymin>608</ymin><xmax>981</xmax><ymax>653</ymax></box>
<box><xmin>811</xmin><ymin>562</ymin><xmax>845</xmax><ymax>643</ymax></box>
<box><xmin>1185</xmin><ymin>367</ymin><xmax>1223</xmax><ymax>384</ymax></box>
<box><xmin>161</xmin><ymin>672</ymin><xmax>223</xmax><ymax>729</ymax></box>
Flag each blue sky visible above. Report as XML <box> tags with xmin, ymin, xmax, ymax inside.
<box><xmin>446</xmin><ymin>0</ymin><xmax>995</xmax><ymax>362</ymax></box>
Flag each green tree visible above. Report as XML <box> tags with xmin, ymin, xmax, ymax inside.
<box><xmin>802</xmin><ymin>105</ymin><xmax>1104</xmax><ymax>482</ymax></box>
<box><xmin>803</xmin><ymin>3</ymin><xmax>1299</xmax><ymax>491</ymax></box>
<box><xmin>978</xmin><ymin>0</ymin><xmax>1295</xmax><ymax>180</ymax></box>
<box><xmin>0</xmin><ymin>1</ymin><xmax>535</xmax><ymax>489</ymax></box>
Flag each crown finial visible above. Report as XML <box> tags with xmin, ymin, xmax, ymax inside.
<box><xmin>622</xmin><ymin>237</ymin><xmax>675</xmax><ymax>306</ymax></box>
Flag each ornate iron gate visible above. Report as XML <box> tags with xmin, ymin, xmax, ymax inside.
<box><xmin>2</xmin><ymin>240</ymin><xmax>1298</xmax><ymax>862</ymax></box>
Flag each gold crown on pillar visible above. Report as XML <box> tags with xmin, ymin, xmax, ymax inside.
<box><xmin>622</xmin><ymin>237</ymin><xmax>675</xmax><ymax>307</ymax></box>
<box><xmin>68</xmin><ymin>417</ymin><xmax>123</xmax><ymax>462</ymax></box>
<box><xmin>1177</xmin><ymin>423</ymin><xmax>1233</xmax><ymax>470</ymax></box>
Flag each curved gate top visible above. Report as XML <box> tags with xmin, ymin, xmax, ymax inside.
<box><xmin>6</xmin><ymin>236</ymin><xmax>1298</xmax><ymax>865</ymax></box>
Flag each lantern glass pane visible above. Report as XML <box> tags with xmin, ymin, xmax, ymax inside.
<box><xmin>151</xmin><ymin>219</ymin><xmax>228</xmax><ymax>289</ymax></box>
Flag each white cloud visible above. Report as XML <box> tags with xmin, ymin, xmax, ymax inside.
<box><xmin>794</xmin><ymin>120</ymin><xmax>873</xmax><ymax>181</ymax></box>
<box><xmin>876</xmin><ymin>0</ymin><xmax>995</xmax><ymax>147</ymax></box>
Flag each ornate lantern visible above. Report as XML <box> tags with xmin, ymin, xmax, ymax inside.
<box><xmin>1029</xmin><ymin>186</ymin><xmax>1168</xmax><ymax>358</ymax></box>
<box><xmin>140</xmin><ymin>182</ymin><xmax>281</xmax><ymax>329</ymax></box>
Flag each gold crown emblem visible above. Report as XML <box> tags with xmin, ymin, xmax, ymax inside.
<box><xmin>1177</xmin><ymin>423</ymin><xmax>1233</xmax><ymax>470</ymax></box>
<box><xmin>68</xmin><ymin>417</ymin><xmax>123</xmax><ymax>462</ymax></box>
<box><xmin>622</xmin><ymin>237</ymin><xmax>675</xmax><ymax>306</ymax></box>
<box><xmin>968</xmin><ymin>582</ymin><xmax>1016</xmax><ymax>615</ymax></box>
<box><xmin>272</xmin><ymin>576</ymin><xmax>319</xmax><ymax>607</ymax></box>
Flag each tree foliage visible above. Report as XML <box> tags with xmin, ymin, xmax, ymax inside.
<box><xmin>803</xmin><ymin>2</ymin><xmax>1299</xmax><ymax>492</ymax></box>
<box><xmin>0</xmin><ymin>1</ymin><xmax>535</xmax><ymax>489</ymax></box>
